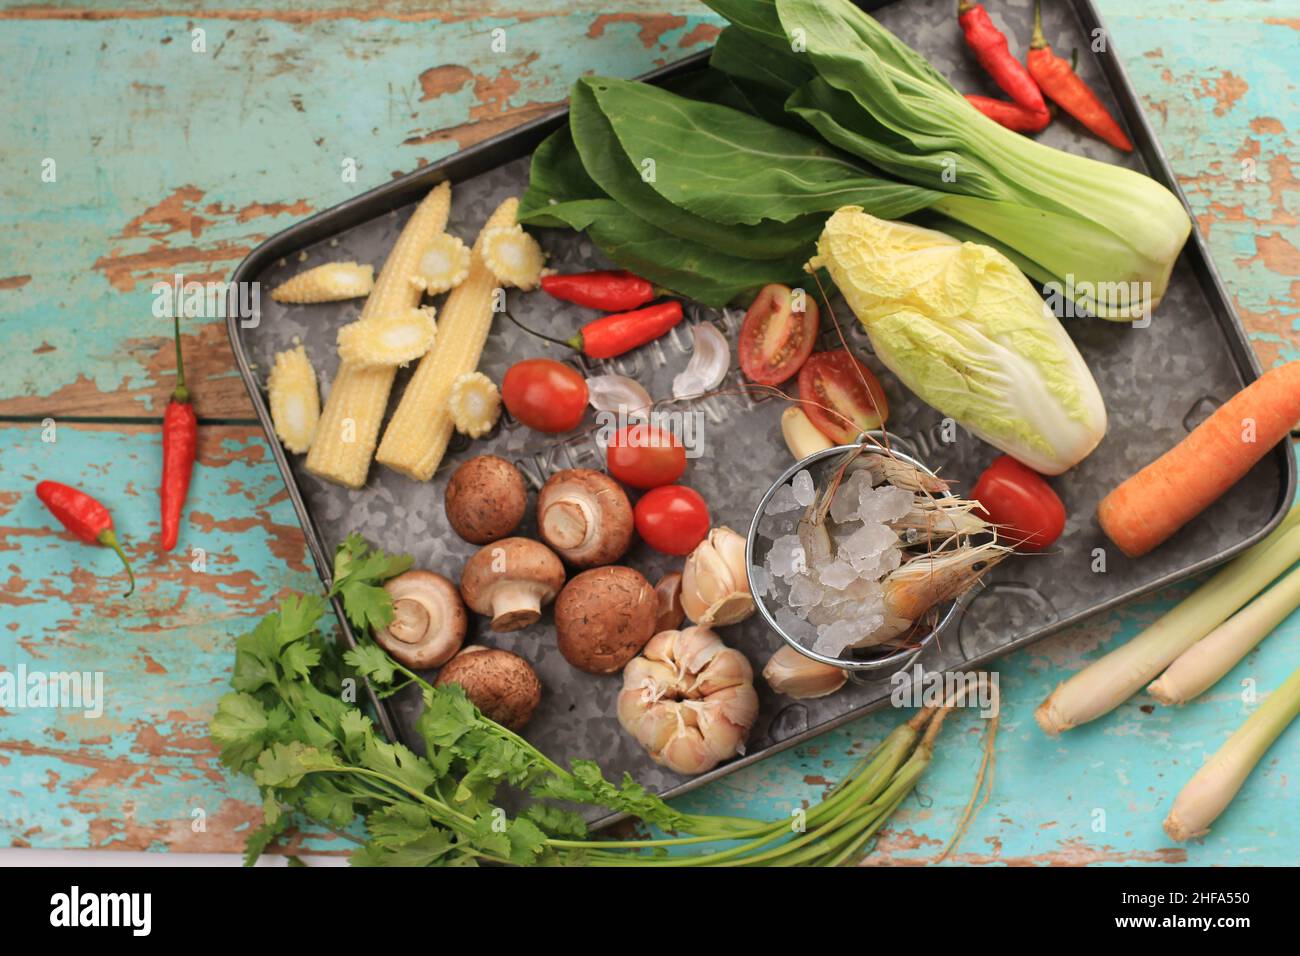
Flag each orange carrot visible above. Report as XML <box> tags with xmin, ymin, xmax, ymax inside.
<box><xmin>1099</xmin><ymin>362</ymin><xmax>1300</xmax><ymax>558</ymax></box>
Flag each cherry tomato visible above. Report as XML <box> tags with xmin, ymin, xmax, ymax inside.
<box><xmin>797</xmin><ymin>350</ymin><xmax>889</xmax><ymax>444</ymax></box>
<box><xmin>501</xmin><ymin>358</ymin><xmax>588</xmax><ymax>434</ymax></box>
<box><xmin>634</xmin><ymin>486</ymin><xmax>710</xmax><ymax>555</ymax></box>
<box><xmin>606</xmin><ymin>423</ymin><xmax>687</xmax><ymax>489</ymax></box>
<box><xmin>738</xmin><ymin>283</ymin><xmax>819</xmax><ymax>386</ymax></box>
<box><xmin>971</xmin><ymin>455</ymin><xmax>1066</xmax><ymax>551</ymax></box>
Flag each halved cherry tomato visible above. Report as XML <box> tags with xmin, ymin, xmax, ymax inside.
<box><xmin>738</xmin><ymin>283</ymin><xmax>819</xmax><ymax>386</ymax></box>
<box><xmin>971</xmin><ymin>455</ymin><xmax>1066</xmax><ymax>551</ymax></box>
<box><xmin>797</xmin><ymin>350</ymin><xmax>889</xmax><ymax>444</ymax></box>
<box><xmin>606</xmin><ymin>423</ymin><xmax>686</xmax><ymax>489</ymax></box>
<box><xmin>634</xmin><ymin>485</ymin><xmax>710</xmax><ymax>555</ymax></box>
<box><xmin>501</xmin><ymin>358</ymin><xmax>588</xmax><ymax>434</ymax></box>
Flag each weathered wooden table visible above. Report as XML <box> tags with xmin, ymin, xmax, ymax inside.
<box><xmin>2</xmin><ymin>0</ymin><xmax>1298</xmax><ymax>864</ymax></box>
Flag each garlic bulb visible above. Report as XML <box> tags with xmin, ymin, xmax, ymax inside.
<box><xmin>762</xmin><ymin>645</ymin><xmax>847</xmax><ymax>700</ymax></box>
<box><xmin>617</xmin><ymin>627</ymin><xmax>758</xmax><ymax>775</ymax></box>
<box><xmin>681</xmin><ymin>526</ymin><xmax>755</xmax><ymax>627</ymax></box>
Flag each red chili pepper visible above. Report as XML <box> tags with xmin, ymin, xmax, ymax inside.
<box><xmin>541</xmin><ymin>271</ymin><xmax>656</xmax><ymax>312</ymax></box>
<box><xmin>958</xmin><ymin>0</ymin><xmax>1048</xmax><ymax>115</ymax></box>
<box><xmin>571</xmin><ymin>301</ymin><xmax>684</xmax><ymax>359</ymax></box>
<box><xmin>1026</xmin><ymin>1</ymin><xmax>1132</xmax><ymax>151</ymax></box>
<box><xmin>966</xmin><ymin>94</ymin><xmax>1051</xmax><ymax>133</ymax></box>
<box><xmin>160</xmin><ymin>311</ymin><xmax>197</xmax><ymax>551</ymax></box>
<box><xmin>36</xmin><ymin>481</ymin><xmax>136</xmax><ymax>596</ymax></box>
<box><xmin>505</xmin><ymin>300</ymin><xmax>685</xmax><ymax>360</ymax></box>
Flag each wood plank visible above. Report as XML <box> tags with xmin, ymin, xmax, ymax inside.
<box><xmin>2</xmin><ymin>0</ymin><xmax>1299</xmax><ymax>862</ymax></box>
<box><xmin>0</xmin><ymin>8</ymin><xmax>723</xmax><ymax>420</ymax></box>
<box><xmin>4</xmin><ymin>3</ymin><xmax>1296</xmax><ymax>420</ymax></box>
<box><xmin>0</xmin><ymin>422</ymin><xmax>340</xmax><ymax>852</ymax></box>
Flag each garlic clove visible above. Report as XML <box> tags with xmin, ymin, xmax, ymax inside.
<box><xmin>681</xmin><ymin>527</ymin><xmax>756</xmax><ymax>627</ymax></box>
<box><xmin>694</xmin><ymin>647</ymin><xmax>755</xmax><ymax>697</ymax></box>
<box><xmin>781</xmin><ymin>405</ymin><xmax>835</xmax><ymax>461</ymax></box>
<box><xmin>660</xmin><ymin>726</ymin><xmax>716</xmax><ymax>775</ymax></box>
<box><xmin>762</xmin><ymin>645</ymin><xmax>848</xmax><ymax>699</ymax></box>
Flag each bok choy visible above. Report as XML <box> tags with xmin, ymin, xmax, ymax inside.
<box><xmin>706</xmin><ymin>0</ymin><xmax>1191</xmax><ymax>319</ymax></box>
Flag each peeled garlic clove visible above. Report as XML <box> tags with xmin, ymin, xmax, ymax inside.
<box><xmin>781</xmin><ymin>406</ymin><xmax>835</xmax><ymax>461</ymax></box>
<box><xmin>681</xmin><ymin>527</ymin><xmax>755</xmax><ymax>627</ymax></box>
<box><xmin>587</xmin><ymin>374</ymin><xmax>652</xmax><ymax>418</ymax></box>
<box><xmin>763</xmin><ymin>645</ymin><xmax>848</xmax><ymax>700</ymax></box>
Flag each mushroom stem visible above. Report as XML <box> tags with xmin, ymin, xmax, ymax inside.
<box><xmin>389</xmin><ymin>597</ymin><xmax>434</xmax><ymax>644</ymax></box>
<box><xmin>489</xmin><ymin>582</ymin><xmax>547</xmax><ymax>631</ymax></box>
<box><xmin>541</xmin><ymin>497</ymin><xmax>593</xmax><ymax>551</ymax></box>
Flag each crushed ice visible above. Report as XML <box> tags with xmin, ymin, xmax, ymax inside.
<box><xmin>760</xmin><ymin>471</ymin><xmax>923</xmax><ymax>659</ymax></box>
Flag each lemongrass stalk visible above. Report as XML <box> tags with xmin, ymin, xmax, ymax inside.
<box><xmin>1164</xmin><ymin>665</ymin><xmax>1300</xmax><ymax>841</ymax></box>
<box><xmin>1149</xmin><ymin>563</ymin><xmax>1300</xmax><ymax>705</ymax></box>
<box><xmin>1036</xmin><ymin>508</ymin><xmax>1300</xmax><ymax>735</ymax></box>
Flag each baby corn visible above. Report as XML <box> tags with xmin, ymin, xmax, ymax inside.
<box><xmin>271</xmin><ymin>261</ymin><xmax>374</xmax><ymax>304</ymax></box>
<box><xmin>413</xmin><ymin>234</ymin><xmax>471</xmax><ymax>295</ymax></box>
<box><xmin>267</xmin><ymin>345</ymin><xmax>320</xmax><ymax>453</ymax></box>
<box><xmin>480</xmin><ymin>225</ymin><xmax>546</xmax><ymax>290</ymax></box>
<box><xmin>336</xmin><ymin>307</ymin><xmax>437</xmax><ymax>368</ymax></box>
<box><xmin>376</xmin><ymin>197</ymin><xmax>518</xmax><ymax>480</ymax></box>
<box><xmin>306</xmin><ymin>181</ymin><xmax>451</xmax><ymax>488</ymax></box>
<box><xmin>448</xmin><ymin>372</ymin><xmax>501</xmax><ymax>439</ymax></box>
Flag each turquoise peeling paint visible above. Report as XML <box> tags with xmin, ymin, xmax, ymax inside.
<box><xmin>1</xmin><ymin>1</ymin><xmax>1298</xmax><ymax>861</ymax></box>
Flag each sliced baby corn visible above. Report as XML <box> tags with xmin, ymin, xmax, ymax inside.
<box><xmin>336</xmin><ymin>307</ymin><xmax>437</xmax><ymax>367</ymax></box>
<box><xmin>412</xmin><ymin>234</ymin><xmax>471</xmax><ymax>295</ymax></box>
<box><xmin>448</xmin><ymin>372</ymin><xmax>501</xmax><ymax>439</ymax></box>
<box><xmin>271</xmin><ymin>262</ymin><xmax>374</xmax><ymax>304</ymax></box>
<box><xmin>377</xmin><ymin>196</ymin><xmax>519</xmax><ymax>480</ymax></box>
<box><xmin>268</xmin><ymin>345</ymin><xmax>320</xmax><ymax>453</ymax></box>
<box><xmin>307</xmin><ymin>181</ymin><xmax>451</xmax><ymax>489</ymax></box>
<box><xmin>480</xmin><ymin>225</ymin><xmax>545</xmax><ymax>290</ymax></box>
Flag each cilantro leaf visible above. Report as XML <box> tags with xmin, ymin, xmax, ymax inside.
<box><xmin>330</xmin><ymin>535</ymin><xmax>413</xmax><ymax>633</ymax></box>
<box><xmin>344</xmin><ymin>643</ymin><xmax>398</xmax><ymax>687</ymax></box>
<box><xmin>211</xmin><ymin>692</ymin><xmax>274</xmax><ymax>770</ymax></box>
<box><xmin>242</xmin><ymin>812</ymin><xmax>290</xmax><ymax>867</ymax></box>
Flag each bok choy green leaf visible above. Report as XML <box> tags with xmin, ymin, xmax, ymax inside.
<box><xmin>705</xmin><ymin>0</ymin><xmax>1192</xmax><ymax>319</ymax></box>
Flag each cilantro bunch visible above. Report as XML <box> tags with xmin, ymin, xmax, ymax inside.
<box><xmin>210</xmin><ymin>534</ymin><xmax>991</xmax><ymax>866</ymax></box>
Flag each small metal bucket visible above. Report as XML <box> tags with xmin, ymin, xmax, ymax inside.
<box><xmin>744</xmin><ymin>438</ymin><xmax>970</xmax><ymax>680</ymax></box>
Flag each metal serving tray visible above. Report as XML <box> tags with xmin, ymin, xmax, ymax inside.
<box><xmin>228</xmin><ymin>0</ymin><xmax>1295</xmax><ymax>822</ymax></box>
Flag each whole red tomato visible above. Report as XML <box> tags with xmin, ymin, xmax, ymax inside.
<box><xmin>634</xmin><ymin>485</ymin><xmax>710</xmax><ymax>555</ymax></box>
<box><xmin>501</xmin><ymin>358</ymin><xmax>588</xmax><ymax>434</ymax></box>
<box><xmin>606</xmin><ymin>423</ymin><xmax>686</xmax><ymax>489</ymax></box>
<box><xmin>971</xmin><ymin>455</ymin><xmax>1066</xmax><ymax>551</ymax></box>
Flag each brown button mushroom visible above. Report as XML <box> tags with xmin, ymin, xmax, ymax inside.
<box><xmin>537</xmin><ymin>468</ymin><xmax>634</xmax><ymax>568</ymax></box>
<box><xmin>372</xmin><ymin>570</ymin><xmax>468</xmax><ymax>669</ymax></box>
<box><xmin>459</xmin><ymin>537</ymin><xmax>565</xmax><ymax>632</ymax></box>
<box><xmin>554</xmin><ymin>565</ymin><xmax>658</xmax><ymax>674</ymax></box>
<box><xmin>435</xmin><ymin>646</ymin><xmax>542</xmax><ymax>731</ymax></box>
<box><xmin>445</xmin><ymin>455</ymin><xmax>528</xmax><ymax>545</ymax></box>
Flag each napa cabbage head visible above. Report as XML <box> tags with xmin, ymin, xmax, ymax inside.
<box><xmin>810</xmin><ymin>207</ymin><xmax>1106</xmax><ymax>474</ymax></box>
